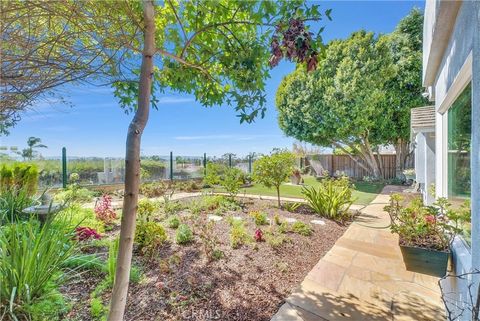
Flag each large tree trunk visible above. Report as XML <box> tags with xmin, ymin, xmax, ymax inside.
<box><xmin>331</xmin><ymin>141</ymin><xmax>370</xmax><ymax>173</ymax></box>
<box><xmin>394</xmin><ymin>138</ymin><xmax>410</xmax><ymax>175</ymax></box>
<box><xmin>107</xmin><ymin>1</ymin><xmax>155</xmax><ymax>320</ymax></box>
<box><xmin>360</xmin><ymin>137</ymin><xmax>382</xmax><ymax>179</ymax></box>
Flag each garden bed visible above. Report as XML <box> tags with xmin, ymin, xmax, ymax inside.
<box><xmin>62</xmin><ymin>197</ymin><xmax>349</xmax><ymax>321</ymax></box>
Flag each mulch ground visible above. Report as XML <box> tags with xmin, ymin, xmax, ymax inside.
<box><xmin>62</xmin><ymin>198</ymin><xmax>350</xmax><ymax>321</ymax></box>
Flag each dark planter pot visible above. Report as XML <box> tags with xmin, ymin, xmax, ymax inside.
<box><xmin>400</xmin><ymin>245</ymin><xmax>450</xmax><ymax>277</ymax></box>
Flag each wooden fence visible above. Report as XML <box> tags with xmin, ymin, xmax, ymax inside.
<box><xmin>305</xmin><ymin>154</ymin><xmax>397</xmax><ymax>180</ymax></box>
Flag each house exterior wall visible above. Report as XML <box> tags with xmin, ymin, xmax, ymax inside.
<box><xmin>425</xmin><ymin>133</ymin><xmax>436</xmax><ymax>205</ymax></box>
<box><xmin>423</xmin><ymin>1</ymin><xmax>479</xmax><ymax>319</ymax></box>
<box><xmin>471</xmin><ymin>0</ymin><xmax>480</xmax><ymax>310</ymax></box>
<box><xmin>415</xmin><ymin>133</ymin><xmax>426</xmax><ymax>184</ymax></box>
<box><xmin>415</xmin><ymin>131</ymin><xmax>436</xmax><ymax>205</ymax></box>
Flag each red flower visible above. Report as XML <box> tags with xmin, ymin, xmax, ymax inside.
<box><xmin>94</xmin><ymin>194</ymin><xmax>117</xmax><ymax>224</ymax></box>
<box><xmin>254</xmin><ymin>229</ymin><xmax>264</xmax><ymax>242</ymax></box>
<box><xmin>75</xmin><ymin>226</ymin><xmax>102</xmax><ymax>241</ymax></box>
<box><xmin>425</xmin><ymin>215</ymin><xmax>436</xmax><ymax>224</ymax></box>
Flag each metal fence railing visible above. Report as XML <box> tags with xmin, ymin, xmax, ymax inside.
<box><xmin>1</xmin><ymin>148</ymin><xmax>267</xmax><ymax>188</ymax></box>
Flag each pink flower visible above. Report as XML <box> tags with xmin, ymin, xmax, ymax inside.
<box><xmin>254</xmin><ymin>229</ymin><xmax>264</xmax><ymax>242</ymax></box>
<box><xmin>425</xmin><ymin>215</ymin><xmax>436</xmax><ymax>224</ymax></box>
<box><xmin>94</xmin><ymin>194</ymin><xmax>117</xmax><ymax>224</ymax></box>
<box><xmin>75</xmin><ymin>226</ymin><xmax>102</xmax><ymax>241</ymax></box>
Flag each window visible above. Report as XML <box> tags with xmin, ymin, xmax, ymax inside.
<box><xmin>447</xmin><ymin>83</ymin><xmax>471</xmax><ymax>200</ymax></box>
<box><xmin>447</xmin><ymin>83</ymin><xmax>471</xmax><ymax>243</ymax></box>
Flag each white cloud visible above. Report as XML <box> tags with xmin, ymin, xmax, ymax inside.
<box><xmin>174</xmin><ymin>134</ymin><xmax>282</xmax><ymax>141</ymax></box>
<box><xmin>158</xmin><ymin>96</ymin><xmax>195</xmax><ymax>104</ymax></box>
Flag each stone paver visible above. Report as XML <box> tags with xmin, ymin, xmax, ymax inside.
<box><xmin>207</xmin><ymin>214</ymin><xmax>222</xmax><ymax>221</ymax></box>
<box><xmin>271</xmin><ymin>185</ymin><xmax>445</xmax><ymax>321</ymax></box>
<box><xmin>311</xmin><ymin>219</ymin><xmax>326</xmax><ymax>225</ymax></box>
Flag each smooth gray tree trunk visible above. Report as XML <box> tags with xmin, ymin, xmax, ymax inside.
<box><xmin>107</xmin><ymin>1</ymin><xmax>155</xmax><ymax>320</ymax></box>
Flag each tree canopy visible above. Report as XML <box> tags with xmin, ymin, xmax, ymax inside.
<box><xmin>1</xmin><ymin>1</ymin><xmax>139</xmax><ymax>135</ymax></box>
<box><xmin>275</xmin><ymin>8</ymin><xmax>426</xmax><ymax>176</ymax></box>
<box><xmin>2</xmin><ymin>1</ymin><xmax>332</xmax><ymax>319</ymax></box>
<box><xmin>253</xmin><ymin>150</ymin><xmax>296</xmax><ymax>206</ymax></box>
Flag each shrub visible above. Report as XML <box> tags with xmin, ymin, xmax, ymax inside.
<box><xmin>58</xmin><ymin>204</ymin><xmax>105</xmax><ymax>233</ymax></box>
<box><xmin>26</xmin><ymin>288</ymin><xmax>69</xmax><ymax>321</ymax></box>
<box><xmin>273</xmin><ymin>213</ymin><xmax>283</xmax><ymax>225</ymax></box>
<box><xmin>94</xmin><ymin>194</ymin><xmax>117</xmax><ymax>224</ymax></box>
<box><xmin>176</xmin><ymin>224</ymin><xmax>193</xmax><ymax>245</ymax></box>
<box><xmin>63</xmin><ymin>254</ymin><xmax>104</xmax><ymax>272</ymax></box>
<box><xmin>229</xmin><ymin>220</ymin><xmax>250</xmax><ymax>249</ymax></box>
<box><xmin>198</xmin><ymin>195</ymin><xmax>240</xmax><ymax>213</ymax></box>
<box><xmin>166</xmin><ymin>215</ymin><xmax>181</xmax><ymax>229</ymax></box>
<box><xmin>137</xmin><ymin>198</ymin><xmax>158</xmax><ymax>222</ymax></box>
<box><xmin>106</xmin><ymin>238</ymin><xmax>118</xmax><ymax>285</ymax></box>
<box><xmin>188</xmin><ymin>198</ymin><xmax>203</xmax><ymax>215</ymax></box>
<box><xmin>75</xmin><ymin>226</ymin><xmax>102</xmax><ymax>241</ymax></box>
<box><xmin>195</xmin><ymin>218</ymin><xmax>222</xmax><ymax>261</ymax></box>
<box><xmin>265</xmin><ymin>231</ymin><xmax>288</xmax><ymax>248</ymax></box>
<box><xmin>292</xmin><ymin>221</ymin><xmax>313</xmax><ymax>236</ymax></box>
<box><xmin>0</xmin><ymin>163</ymin><xmax>39</xmax><ymax>196</ymax></box>
<box><xmin>54</xmin><ymin>185</ymin><xmax>94</xmax><ymax>204</ymax></box>
<box><xmin>278</xmin><ymin>221</ymin><xmax>290</xmax><ymax>234</ymax></box>
<box><xmin>203</xmin><ymin>162</ymin><xmax>225</xmax><ymax>187</ymax></box>
<box><xmin>90</xmin><ymin>297</ymin><xmax>106</xmax><ymax>320</ymax></box>
<box><xmin>165</xmin><ymin>199</ymin><xmax>183</xmax><ymax>215</ymax></box>
<box><xmin>302</xmin><ymin>177</ymin><xmax>354</xmax><ymax>220</ymax></box>
<box><xmin>0</xmin><ymin>187</ymin><xmax>34</xmax><ymax>223</ymax></box>
<box><xmin>212</xmin><ymin>249</ymin><xmax>224</xmax><ymax>260</ymax></box>
<box><xmin>140</xmin><ymin>181</ymin><xmax>169</xmax><ymax>198</ymax></box>
<box><xmin>220</xmin><ymin>167</ymin><xmax>244</xmax><ymax>198</ymax></box>
<box><xmin>249</xmin><ymin>210</ymin><xmax>268</xmax><ymax>226</ymax></box>
<box><xmin>282</xmin><ymin>202</ymin><xmax>301</xmax><ymax>212</ymax></box>
<box><xmin>175</xmin><ymin>180</ymin><xmax>200</xmax><ymax>192</ymax></box>
<box><xmin>216</xmin><ymin>198</ymin><xmax>241</xmax><ymax>214</ymax></box>
<box><xmin>103</xmin><ymin>237</ymin><xmax>142</xmax><ymax>285</ymax></box>
<box><xmin>135</xmin><ymin>222</ymin><xmax>168</xmax><ymax>256</ymax></box>
<box><xmin>0</xmin><ymin>217</ymin><xmax>76</xmax><ymax>320</ymax></box>
<box><xmin>385</xmin><ymin>194</ymin><xmax>470</xmax><ymax>251</ymax></box>
<box><xmin>254</xmin><ymin>228</ymin><xmax>264</xmax><ymax>242</ymax></box>
<box><xmin>253</xmin><ymin>150</ymin><xmax>296</xmax><ymax>207</ymax></box>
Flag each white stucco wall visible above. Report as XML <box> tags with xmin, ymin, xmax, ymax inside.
<box><xmin>425</xmin><ymin>133</ymin><xmax>436</xmax><ymax>205</ymax></box>
<box><xmin>415</xmin><ymin>131</ymin><xmax>436</xmax><ymax>205</ymax></box>
<box><xmin>470</xmin><ymin>0</ymin><xmax>480</xmax><ymax>314</ymax></box>
<box><xmin>424</xmin><ymin>1</ymin><xmax>479</xmax><ymax>319</ymax></box>
<box><xmin>415</xmin><ymin>133</ymin><xmax>426</xmax><ymax>184</ymax></box>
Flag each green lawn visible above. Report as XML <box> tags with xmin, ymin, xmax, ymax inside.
<box><xmin>212</xmin><ymin>176</ymin><xmax>385</xmax><ymax>206</ymax></box>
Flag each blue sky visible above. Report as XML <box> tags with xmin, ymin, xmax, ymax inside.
<box><xmin>1</xmin><ymin>1</ymin><xmax>424</xmax><ymax>158</ymax></box>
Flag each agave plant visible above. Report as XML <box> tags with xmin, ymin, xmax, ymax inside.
<box><xmin>301</xmin><ymin>177</ymin><xmax>355</xmax><ymax>220</ymax></box>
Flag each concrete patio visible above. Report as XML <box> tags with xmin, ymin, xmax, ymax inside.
<box><xmin>271</xmin><ymin>185</ymin><xmax>445</xmax><ymax>321</ymax></box>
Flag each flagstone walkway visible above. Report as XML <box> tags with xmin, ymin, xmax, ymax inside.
<box><xmin>271</xmin><ymin>185</ymin><xmax>445</xmax><ymax>321</ymax></box>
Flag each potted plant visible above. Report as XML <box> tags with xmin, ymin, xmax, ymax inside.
<box><xmin>385</xmin><ymin>194</ymin><xmax>470</xmax><ymax>277</ymax></box>
<box><xmin>291</xmin><ymin>168</ymin><xmax>302</xmax><ymax>185</ymax></box>
<box><xmin>403</xmin><ymin>168</ymin><xmax>416</xmax><ymax>181</ymax></box>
